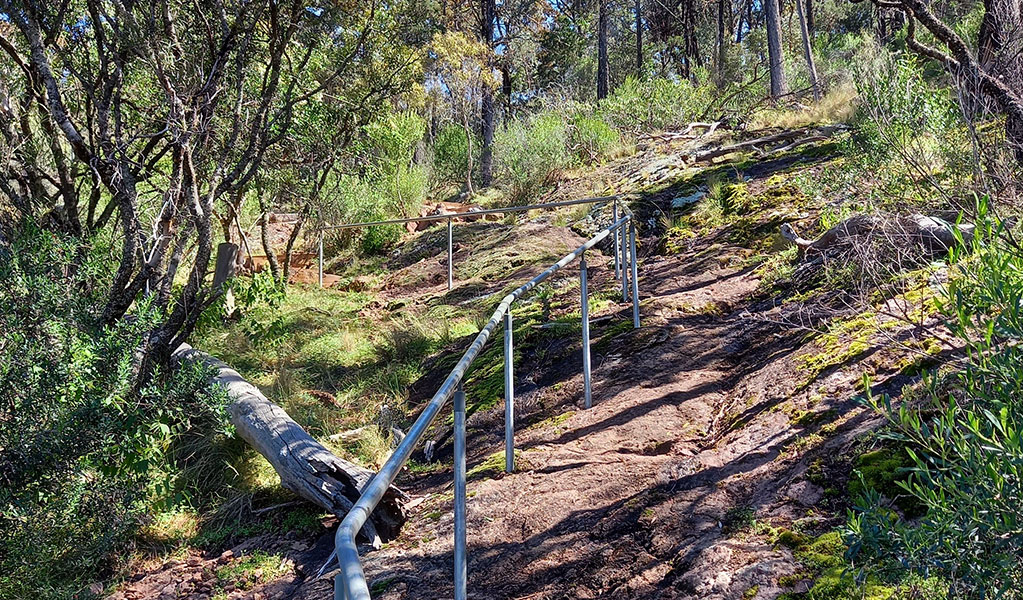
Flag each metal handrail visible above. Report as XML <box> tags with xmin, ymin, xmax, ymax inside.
<box><xmin>314</xmin><ymin>196</ymin><xmax>619</xmax><ymax>290</ymax></box>
<box><xmin>333</xmin><ymin>201</ymin><xmax>640</xmax><ymax>600</ymax></box>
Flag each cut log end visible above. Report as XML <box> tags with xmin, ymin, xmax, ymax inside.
<box><xmin>172</xmin><ymin>343</ymin><xmax>406</xmax><ymax>544</ymax></box>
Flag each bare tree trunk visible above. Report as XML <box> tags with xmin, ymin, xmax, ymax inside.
<box><xmin>281</xmin><ymin>206</ymin><xmax>308</xmax><ymax>286</ymax></box>
<box><xmin>765</xmin><ymin>0</ymin><xmax>788</xmax><ymax>98</ymax></box>
<box><xmin>257</xmin><ymin>188</ymin><xmax>283</xmax><ymax>283</ymax></box>
<box><xmin>463</xmin><ymin>119</ymin><xmax>475</xmax><ymax>195</ymax></box>
<box><xmin>636</xmin><ymin>0</ymin><xmax>643</xmax><ymax>78</ymax></box>
<box><xmin>597</xmin><ymin>0</ymin><xmax>610</xmax><ymax>99</ymax></box>
<box><xmin>172</xmin><ymin>344</ymin><xmax>405</xmax><ymax>545</ymax></box>
<box><xmin>806</xmin><ymin>0</ymin><xmax>815</xmax><ymax>35</ymax></box>
<box><xmin>980</xmin><ymin>0</ymin><xmax>1023</xmax><ymax>159</ymax></box>
<box><xmin>796</xmin><ymin>0</ymin><xmax>821</xmax><ymax>101</ymax></box>
<box><xmin>716</xmin><ymin>0</ymin><xmax>727</xmax><ymax>86</ymax></box>
<box><xmin>480</xmin><ymin>0</ymin><xmax>496</xmax><ymax>186</ymax></box>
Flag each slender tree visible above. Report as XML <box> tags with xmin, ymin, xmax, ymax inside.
<box><xmin>636</xmin><ymin>0</ymin><xmax>643</xmax><ymax>78</ymax></box>
<box><xmin>480</xmin><ymin>0</ymin><xmax>497</xmax><ymax>186</ymax></box>
<box><xmin>598</xmin><ymin>0</ymin><xmax>610</xmax><ymax>99</ymax></box>
<box><xmin>765</xmin><ymin>0</ymin><xmax>788</xmax><ymax>98</ymax></box>
<box><xmin>796</xmin><ymin>0</ymin><xmax>822</xmax><ymax>101</ymax></box>
<box><xmin>716</xmin><ymin>0</ymin><xmax>727</xmax><ymax>86</ymax></box>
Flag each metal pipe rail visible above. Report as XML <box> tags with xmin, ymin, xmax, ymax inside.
<box><xmin>314</xmin><ymin>195</ymin><xmax>618</xmax><ymax>291</ymax></box>
<box><xmin>334</xmin><ymin>202</ymin><xmax>640</xmax><ymax>600</ymax></box>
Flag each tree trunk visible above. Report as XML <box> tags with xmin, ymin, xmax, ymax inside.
<box><xmin>806</xmin><ymin>0</ymin><xmax>815</xmax><ymax>36</ymax></box>
<box><xmin>795</xmin><ymin>0</ymin><xmax>821</xmax><ymax>102</ymax></box>
<box><xmin>716</xmin><ymin>0</ymin><xmax>727</xmax><ymax>86</ymax></box>
<box><xmin>979</xmin><ymin>0</ymin><xmax>1023</xmax><ymax>159</ymax></box>
<box><xmin>480</xmin><ymin>0</ymin><xmax>496</xmax><ymax>186</ymax></box>
<box><xmin>765</xmin><ymin>0</ymin><xmax>788</xmax><ymax>98</ymax></box>
<box><xmin>463</xmin><ymin>119</ymin><xmax>475</xmax><ymax>195</ymax></box>
<box><xmin>172</xmin><ymin>344</ymin><xmax>406</xmax><ymax>545</ymax></box>
<box><xmin>257</xmin><ymin>188</ymin><xmax>283</xmax><ymax>283</ymax></box>
<box><xmin>636</xmin><ymin>0</ymin><xmax>643</xmax><ymax>78</ymax></box>
<box><xmin>597</xmin><ymin>0</ymin><xmax>610</xmax><ymax>99</ymax></box>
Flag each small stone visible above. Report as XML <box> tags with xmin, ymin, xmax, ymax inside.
<box><xmin>218</xmin><ymin>550</ymin><xmax>234</xmax><ymax>564</ymax></box>
<box><xmin>88</xmin><ymin>582</ymin><xmax>104</xmax><ymax>595</ymax></box>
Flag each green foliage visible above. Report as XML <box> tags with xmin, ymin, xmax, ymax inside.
<box><xmin>494</xmin><ymin>113</ymin><xmax>571</xmax><ymax>203</ymax></box>
<box><xmin>570</xmin><ymin>114</ymin><xmax>620</xmax><ymax>163</ymax></box>
<box><xmin>434</xmin><ymin>123</ymin><xmax>478</xmax><ymax>186</ymax></box>
<box><xmin>363</xmin><ymin>111</ymin><xmax>427</xmax><ymax>177</ymax></box>
<box><xmin>597</xmin><ymin>76</ymin><xmax>715</xmax><ymax>133</ymax></box>
<box><xmin>847</xmin><ymin>448</ymin><xmax>922</xmax><ymax>517</ymax></box>
<box><xmin>847</xmin><ymin>204</ymin><xmax>1023</xmax><ymax>597</ymax></box>
<box><xmin>234</xmin><ymin>271</ymin><xmax>289</xmax><ymax>343</ymax></box>
<box><xmin>0</xmin><ymin>222</ymin><xmax>230</xmax><ymax>600</ymax></box>
<box><xmin>850</xmin><ymin>52</ymin><xmax>971</xmax><ymax>206</ymax></box>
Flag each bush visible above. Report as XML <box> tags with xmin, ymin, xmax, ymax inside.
<box><xmin>433</xmin><ymin>123</ymin><xmax>478</xmax><ymax>187</ymax></box>
<box><xmin>850</xmin><ymin>52</ymin><xmax>971</xmax><ymax>205</ymax></box>
<box><xmin>0</xmin><ymin>222</ymin><xmax>230</xmax><ymax>599</ymax></box>
<box><xmin>363</xmin><ymin>110</ymin><xmax>427</xmax><ymax>176</ymax></box>
<box><xmin>847</xmin><ymin>203</ymin><xmax>1023</xmax><ymax>598</ymax></box>
<box><xmin>494</xmin><ymin>112</ymin><xmax>570</xmax><ymax>203</ymax></box>
<box><xmin>597</xmin><ymin>76</ymin><xmax>715</xmax><ymax>133</ymax></box>
<box><xmin>570</xmin><ymin>114</ymin><xmax>620</xmax><ymax>163</ymax></box>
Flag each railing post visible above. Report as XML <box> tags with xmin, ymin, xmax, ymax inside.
<box><xmin>612</xmin><ymin>199</ymin><xmax>620</xmax><ymax>280</ymax></box>
<box><xmin>630</xmin><ymin>222</ymin><xmax>640</xmax><ymax>328</ymax></box>
<box><xmin>504</xmin><ymin>310</ymin><xmax>515</xmax><ymax>473</ymax></box>
<box><xmin>620</xmin><ymin>220</ymin><xmax>629</xmax><ymax>303</ymax></box>
<box><xmin>447</xmin><ymin>217</ymin><xmax>454</xmax><ymax>291</ymax></box>
<box><xmin>318</xmin><ymin>232</ymin><xmax>324</xmax><ymax>288</ymax></box>
<box><xmin>453</xmin><ymin>382</ymin><xmax>467</xmax><ymax>600</ymax></box>
<box><xmin>581</xmin><ymin>253</ymin><xmax>592</xmax><ymax>409</ymax></box>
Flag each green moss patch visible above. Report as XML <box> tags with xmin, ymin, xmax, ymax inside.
<box><xmin>848</xmin><ymin>447</ymin><xmax>923</xmax><ymax>517</ymax></box>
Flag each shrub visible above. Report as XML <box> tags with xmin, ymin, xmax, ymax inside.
<box><xmin>597</xmin><ymin>76</ymin><xmax>715</xmax><ymax>133</ymax></box>
<box><xmin>570</xmin><ymin>114</ymin><xmax>620</xmax><ymax>163</ymax></box>
<box><xmin>0</xmin><ymin>222</ymin><xmax>231</xmax><ymax>599</ymax></box>
<box><xmin>363</xmin><ymin>110</ymin><xmax>427</xmax><ymax>176</ymax></box>
<box><xmin>433</xmin><ymin>123</ymin><xmax>478</xmax><ymax>186</ymax></box>
<box><xmin>847</xmin><ymin>203</ymin><xmax>1023</xmax><ymax>597</ymax></box>
<box><xmin>850</xmin><ymin>52</ymin><xmax>971</xmax><ymax>206</ymax></box>
<box><xmin>494</xmin><ymin>112</ymin><xmax>570</xmax><ymax>203</ymax></box>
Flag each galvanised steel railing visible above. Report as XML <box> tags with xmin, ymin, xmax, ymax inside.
<box><xmin>332</xmin><ymin>198</ymin><xmax>640</xmax><ymax>600</ymax></box>
<box><xmin>315</xmin><ymin>196</ymin><xmax>625</xmax><ymax>291</ymax></box>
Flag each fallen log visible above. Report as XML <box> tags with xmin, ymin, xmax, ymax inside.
<box><xmin>172</xmin><ymin>343</ymin><xmax>405</xmax><ymax>546</ymax></box>
<box><xmin>691</xmin><ymin>125</ymin><xmax>846</xmax><ymax>164</ymax></box>
<box><xmin>780</xmin><ymin>213</ymin><xmax>975</xmax><ymax>255</ymax></box>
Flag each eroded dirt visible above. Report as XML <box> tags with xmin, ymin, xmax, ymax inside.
<box><xmin>108</xmin><ymin>127</ymin><xmax>934</xmax><ymax>600</ymax></box>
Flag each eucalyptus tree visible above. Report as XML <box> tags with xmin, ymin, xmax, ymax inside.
<box><xmin>0</xmin><ymin>0</ymin><xmax>428</xmax><ymax>362</ymax></box>
<box><xmin>0</xmin><ymin>0</ymin><xmax>435</xmax><ymax>560</ymax></box>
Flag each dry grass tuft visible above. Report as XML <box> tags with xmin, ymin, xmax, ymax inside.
<box><xmin>750</xmin><ymin>82</ymin><xmax>859</xmax><ymax>130</ymax></box>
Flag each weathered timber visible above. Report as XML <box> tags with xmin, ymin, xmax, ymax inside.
<box><xmin>172</xmin><ymin>343</ymin><xmax>405</xmax><ymax>545</ymax></box>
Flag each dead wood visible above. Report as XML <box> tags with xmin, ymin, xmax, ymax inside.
<box><xmin>780</xmin><ymin>213</ymin><xmax>974</xmax><ymax>255</ymax></box>
<box><xmin>691</xmin><ymin>125</ymin><xmax>845</xmax><ymax>163</ymax></box>
<box><xmin>172</xmin><ymin>343</ymin><xmax>406</xmax><ymax>546</ymax></box>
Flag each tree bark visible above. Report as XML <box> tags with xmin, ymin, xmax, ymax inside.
<box><xmin>636</xmin><ymin>0</ymin><xmax>643</xmax><ymax>78</ymax></box>
<box><xmin>716</xmin><ymin>0</ymin><xmax>727</xmax><ymax>86</ymax></box>
<box><xmin>172</xmin><ymin>343</ymin><xmax>406</xmax><ymax>545</ymax></box>
<box><xmin>765</xmin><ymin>0</ymin><xmax>788</xmax><ymax>98</ymax></box>
<box><xmin>597</xmin><ymin>0</ymin><xmax>610</xmax><ymax>99</ymax></box>
<box><xmin>796</xmin><ymin>0</ymin><xmax>821</xmax><ymax>102</ymax></box>
<box><xmin>979</xmin><ymin>0</ymin><xmax>1023</xmax><ymax>159</ymax></box>
<box><xmin>480</xmin><ymin>0</ymin><xmax>496</xmax><ymax>186</ymax></box>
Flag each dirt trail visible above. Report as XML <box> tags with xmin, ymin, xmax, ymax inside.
<box><xmin>111</xmin><ymin>127</ymin><xmax>916</xmax><ymax>600</ymax></box>
<box><xmin>333</xmin><ymin>231</ymin><xmax>888</xmax><ymax>600</ymax></box>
